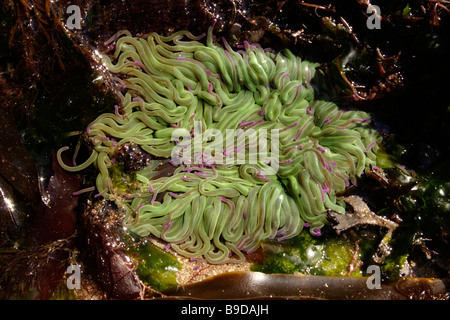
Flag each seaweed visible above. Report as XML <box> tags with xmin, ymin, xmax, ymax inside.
<box><xmin>252</xmin><ymin>230</ymin><xmax>364</xmax><ymax>277</ymax></box>
<box><xmin>126</xmin><ymin>237</ymin><xmax>181</xmax><ymax>292</ymax></box>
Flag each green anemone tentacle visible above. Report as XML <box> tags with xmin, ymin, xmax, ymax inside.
<box><xmin>58</xmin><ymin>26</ymin><xmax>382</xmax><ymax>264</ymax></box>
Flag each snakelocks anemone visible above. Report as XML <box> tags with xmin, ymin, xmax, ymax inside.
<box><xmin>57</xmin><ymin>26</ymin><xmax>380</xmax><ymax>264</ymax></box>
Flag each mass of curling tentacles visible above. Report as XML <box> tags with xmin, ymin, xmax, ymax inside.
<box><xmin>57</xmin><ymin>26</ymin><xmax>380</xmax><ymax>264</ymax></box>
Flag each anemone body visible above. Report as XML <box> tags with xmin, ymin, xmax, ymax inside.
<box><xmin>58</xmin><ymin>27</ymin><xmax>380</xmax><ymax>264</ymax></box>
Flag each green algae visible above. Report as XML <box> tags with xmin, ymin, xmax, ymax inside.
<box><xmin>50</xmin><ymin>283</ymin><xmax>78</xmax><ymax>300</ymax></box>
<box><xmin>252</xmin><ymin>231</ymin><xmax>363</xmax><ymax>277</ymax></box>
<box><xmin>126</xmin><ymin>238</ymin><xmax>181</xmax><ymax>292</ymax></box>
<box><xmin>110</xmin><ymin>162</ymin><xmax>138</xmax><ymax>194</ymax></box>
<box><xmin>382</xmin><ymin>172</ymin><xmax>450</xmax><ymax>280</ymax></box>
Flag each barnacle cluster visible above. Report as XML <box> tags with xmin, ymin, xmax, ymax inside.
<box><xmin>57</xmin><ymin>26</ymin><xmax>380</xmax><ymax>264</ymax></box>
